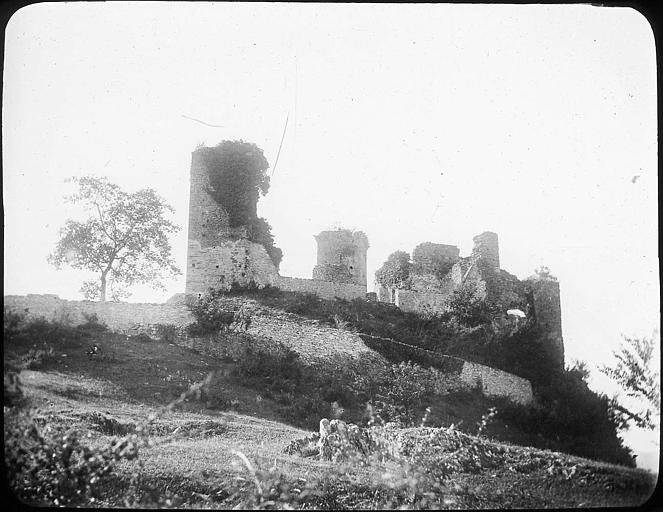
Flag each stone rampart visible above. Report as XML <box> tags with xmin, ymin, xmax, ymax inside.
<box><xmin>276</xmin><ymin>276</ymin><xmax>366</xmax><ymax>301</ymax></box>
<box><xmin>360</xmin><ymin>334</ymin><xmax>533</xmax><ymax>405</ymax></box>
<box><xmin>4</xmin><ymin>294</ymin><xmax>193</xmax><ymax>333</ymax></box>
<box><xmin>459</xmin><ymin>360</ymin><xmax>533</xmax><ymax>405</ymax></box>
<box><xmin>5</xmin><ymin>293</ymin><xmax>532</xmax><ymax>405</ymax></box>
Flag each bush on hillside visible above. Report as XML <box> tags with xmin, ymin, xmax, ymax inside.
<box><xmin>4</xmin><ymin>307</ymin><xmax>25</xmax><ymax>343</ymax></box>
<box><xmin>373</xmin><ymin>362</ymin><xmax>437</xmax><ymax>426</ymax></box>
<box><xmin>443</xmin><ymin>280</ymin><xmax>495</xmax><ymax>328</ymax></box>
<box><xmin>154</xmin><ymin>323</ymin><xmax>179</xmax><ymax>343</ymax></box>
<box><xmin>4</xmin><ymin>408</ymin><xmax>140</xmax><ymax>506</ymax></box>
<box><xmin>498</xmin><ymin>364</ymin><xmax>636</xmax><ymax>467</ymax></box>
<box><xmin>233</xmin><ymin>346</ymin><xmax>303</xmax><ymax>395</ymax></box>
<box><xmin>186</xmin><ymin>289</ymin><xmax>240</xmax><ymax>336</ymax></box>
<box><xmin>3</xmin><ymin>308</ymin><xmax>113</xmax><ymax>371</ymax></box>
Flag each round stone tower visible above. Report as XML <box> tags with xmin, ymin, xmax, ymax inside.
<box><xmin>312</xmin><ymin>229</ymin><xmax>369</xmax><ymax>287</ymax></box>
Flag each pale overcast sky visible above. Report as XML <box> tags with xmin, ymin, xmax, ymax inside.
<box><xmin>3</xmin><ymin>3</ymin><xmax>658</xmax><ymax>469</ymax></box>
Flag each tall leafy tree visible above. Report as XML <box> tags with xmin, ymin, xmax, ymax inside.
<box><xmin>375</xmin><ymin>251</ymin><xmax>412</xmax><ymax>289</ymax></box>
<box><xmin>49</xmin><ymin>176</ymin><xmax>181</xmax><ymax>302</ymax></box>
<box><xmin>600</xmin><ymin>333</ymin><xmax>660</xmax><ymax>430</ymax></box>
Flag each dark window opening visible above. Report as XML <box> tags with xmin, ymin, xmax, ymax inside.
<box><xmin>192</xmin><ymin>264</ymin><xmax>195</xmax><ymax>268</ymax></box>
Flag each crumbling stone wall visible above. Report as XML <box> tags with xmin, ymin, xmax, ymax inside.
<box><xmin>185</xmin><ymin>149</ymin><xmax>371</xmax><ymax>299</ymax></box>
<box><xmin>276</xmin><ymin>276</ymin><xmax>367</xmax><ymax>301</ymax></box>
<box><xmin>3</xmin><ymin>294</ymin><xmax>194</xmax><ymax>334</ymax></box>
<box><xmin>186</xmin><ymin>239</ymin><xmax>279</xmax><ymax>295</ymax></box>
<box><xmin>375</xmin><ymin>231</ymin><xmax>564</xmax><ymax>368</ymax></box>
<box><xmin>471</xmin><ymin>231</ymin><xmax>500</xmax><ymax>270</ymax></box>
<box><xmin>395</xmin><ymin>288</ymin><xmax>449</xmax><ymax>314</ymax></box>
<box><xmin>361</xmin><ymin>335</ymin><xmax>533</xmax><ymax>404</ymax></box>
<box><xmin>459</xmin><ymin>360</ymin><xmax>533</xmax><ymax>405</ymax></box>
<box><xmin>411</xmin><ymin>242</ymin><xmax>460</xmax><ymax>280</ymax></box>
<box><xmin>5</xmin><ymin>293</ymin><xmax>533</xmax><ymax>404</ymax></box>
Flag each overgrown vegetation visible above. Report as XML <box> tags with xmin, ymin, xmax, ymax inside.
<box><xmin>499</xmin><ymin>361</ymin><xmax>636</xmax><ymax>468</ymax></box>
<box><xmin>4</xmin><ymin>308</ymin><xmax>109</xmax><ymax>371</ymax></box>
<box><xmin>199</xmin><ymin>140</ymin><xmax>282</xmax><ymax>268</ymax></box>
<box><xmin>225</xmin><ymin>347</ymin><xmax>382</xmax><ymax>428</ymax></box>
<box><xmin>185</xmin><ymin>285</ymin><xmax>644</xmax><ymax>467</ymax></box>
<box><xmin>372</xmin><ymin>362</ymin><xmax>437</xmax><ymax>426</ymax></box>
<box><xmin>374</xmin><ymin>250</ymin><xmax>412</xmax><ymax>290</ymax></box>
<box><xmin>4</xmin><ymin>307</ymin><xmax>654</xmax><ymax>508</ymax></box>
<box><xmin>599</xmin><ymin>333</ymin><xmax>660</xmax><ymax>431</ymax></box>
<box><xmin>199</xmin><ymin>283</ymin><xmax>550</xmax><ymax>382</ymax></box>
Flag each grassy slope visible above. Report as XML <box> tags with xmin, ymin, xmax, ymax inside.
<box><xmin>4</xmin><ymin>326</ymin><xmax>656</xmax><ymax>509</ymax></box>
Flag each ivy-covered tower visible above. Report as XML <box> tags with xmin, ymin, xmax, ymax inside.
<box><xmin>185</xmin><ymin>147</ymin><xmax>278</xmax><ymax>296</ymax></box>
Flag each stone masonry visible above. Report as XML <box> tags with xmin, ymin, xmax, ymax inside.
<box><xmin>185</xmin><ymin>149</ymin><xmax>279</xmax><ymax>295</ymax></box>
<box><xmin>375</xmin><ymin>231</ymin><xmax>564</xmax><ymax>369</ymax></box>
<box><xmin>312</xmin><ymin>229</ymin><xmax>369</xmax><ymax>287</ymax></box>
<box><xmin>3</xmin><ymin>293</ymin><xmax>533</xmax><ymax>405</ymax></box>
<box><xmin>185</xmin><ymin>147</ymin><xmax>367</xmax><ymax>300</ymax></box>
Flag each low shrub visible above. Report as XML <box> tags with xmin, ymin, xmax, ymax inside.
<box><xmin>199</xmin><ymin>376</ymin><xmax>231</xmax><ymax>410</ymax></box>
<box><xmin>4</xmin><ymin>307</ymin><xmax>25</xmax><ymax>343</ymax></box>
<box><xmin>84</xmin><ymin>412</ymin><xmax>136</xmax><ymax>436</ymax></box>
<box><xmin>22</xmin><ymin>345</ymin><xmax>57</xmax><ymax>369</ymax></box>
<box><xmin>78</xmin><ymin>313</ymin><xmax>108</xmax><ymax>336</ymax></box>
<box><xmin>373</xmin><ymin>362</ymin><xmax>437</xmax><ymax>426</ymax></box>
<box><xmin>498</xmin><ymin>365</ymin><xmax>636</xmax><ymax>467</ymax></box>
<box><xmin>154</xmin><ymin>324</ymin><xmax>179</xmax><ymax>343</ymax></box>
<box><xmin>443</xmin><ymin>281</ymin><xmax>495</xmax><ymax>327</ymax></box>
<box><xmin>4</xmin><ymin>408</ymin><xmax>140</xmax><ymax>506</ymax></box>
<box><xmin>282</xmin><ymin>292</ymin><xmax>321</xmax><ymax>315</ymax></box>
<box><xmin>128</xmin><ymin>333</ymin><xmax>154</xmax><ymax>344</ymax></box>
<box><xmin>233</xmin><ymin>346</ymin><xmax>303</xmax><ymax>395</ymax></box>
<box><xmin>3</xmin><ymin>308</ymin><xmax>108</xmax><ymax>359</ymax></box>
<box><xmin>228</xmin><ymin>347</ymin><xmax>387</xmax><ymax>428</ymax></box>
<box><xmin>5</xmin><ymin>372</ymin><xmax>217</xmax><ymax>507</ymax></box>
<box><xmin>187</xmin><ymin>289</ymin><xmax>240</xmax><ymax>336</ymax></box>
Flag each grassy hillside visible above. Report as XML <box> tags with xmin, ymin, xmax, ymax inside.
<box><xmin>4</xmin><ymin>316</ymin><xmax>656</xmax><ymax>509</ymax></box>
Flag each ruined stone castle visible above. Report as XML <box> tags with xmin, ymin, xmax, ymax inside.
<box><xmin>184</xmin><ymin>144</ymin><xmax>564</xmax><ymax>369</ymax></box>
<box><xmin>184</xmin><ymin>147</ymin><xmax>368</xmax><ymax>302</ymax></box>
<box><xmin>3</xmin><ymin>143</ymin><xmax>567</xmax><ymax>406</ymax></box>
<box><xmin>375</xmin><ymin>232</ymin><xmax>564</xmax><ymax>369</ymax></box>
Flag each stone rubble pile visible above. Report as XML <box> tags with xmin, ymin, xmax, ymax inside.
<box><xmin>285</xmin><ymin>418</ymin><xmax>395</xmax><ymax>462</ymax></box>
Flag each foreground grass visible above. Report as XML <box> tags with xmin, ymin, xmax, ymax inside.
<box><xmin>6</xmin><ymin>365</ymin><xmax>656</xmax><ymax>509</ymax></box>
<box><xmin>4</xmin><ymin>318</ymin><xmax>657</xmax><ymax>508</ymax></box>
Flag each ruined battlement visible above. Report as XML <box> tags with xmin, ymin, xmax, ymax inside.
<box><xmin>185</xmin><ymin>146</ymin><xmax>368</xmax><ymax>299</ymax></box>
<box><xmin>375</xmin><ymin>231</ymin><xmax>564</xmax><ymax>369</ymax></box>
